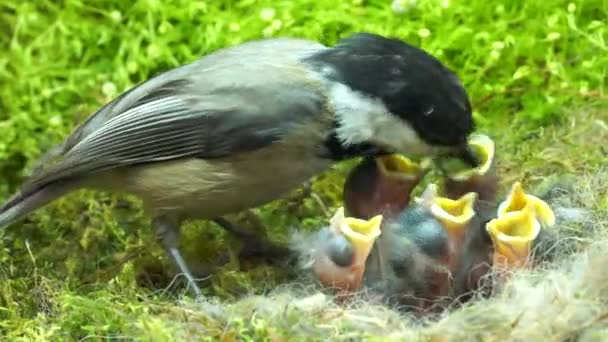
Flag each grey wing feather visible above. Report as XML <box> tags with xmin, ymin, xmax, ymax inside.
<box><xmin>24</xmin><ymin>76</ymin><xmax>325</xmax><ymax>191</ymax></box>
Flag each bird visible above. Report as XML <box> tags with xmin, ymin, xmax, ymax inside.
<box><xmin>0</xmin><ymin>32</ymin><xmax>479</xmax><ymax>297</ymax></box>
<box><xmin>486</xmin><ymin>203</ymin><xmax>543</xmax><ymax>270</ymax></box>
<box><xmin>342</xmin><ymin>154</ymin><xmax>431</xmax><ymax>220</ymax></box>
<box><xmin>306</xmin><ymin>206</ymin><xmax>382</xmax><ymax>296</ymax></box>
<box><xmin>442</xmin><ymin>133</ymin><xmax>499</xmax><ymax>203</ymax></box>
<box><xmin>452</xmin><ymin>182</ymin><xmax>558</xmax><ymax>302</ymax></box>
<box><xmin>413</xmin><ymin>184</ymin><xmax>478</xmax><ymax>275</ymax></box>
<box><xmin>497</xmin><ymin>181</ymin><xmax>556</xmax><ymax>228</ymax></box>
<box><xmin>365</xmin><ymin>183</ymin><xmax>452</xmax><ymax>313</ymax></box>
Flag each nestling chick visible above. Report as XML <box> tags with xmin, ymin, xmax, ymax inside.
<box><xmin>343</xmin><ymin>154</ymin><xmax>430</xmax><ymax>220</ymax></box>
<box><xmin>0</xmin><ymin>32</ymin><xmax>478</xmax><ymax>296</ymax></box>
<box><xmin>497</xmin><ymin>181</ymin><xmax>556</xmax><ymax>228</ymax></box>
<box><xmin>309</xmin><ymin>207</ymin><xmax>382</xmax><ymax>294</ymax></box>
<box><xmin>453</xmin><ymin>183</ymin><xmax>558</xmax><ymax>302</ymax></box>
<box><xmin>442</xmin><ymin>133</ymin><xmax>499</xmax><ymax>203</ymax></box>
<box><xmin>366</xmin><ymin>184</ymin><xmax>452</xmax><ymax>313</ymax></box>
<box><xmin>413</xmin><ymin>184</ymin><xmax>478</xmax><ymax>274</ymax></box>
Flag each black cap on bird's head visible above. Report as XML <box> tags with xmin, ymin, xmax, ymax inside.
<box><xmin>311</xmin><ymin>32</ymin><xmax>478</xmax><ymax>167</ymax></box>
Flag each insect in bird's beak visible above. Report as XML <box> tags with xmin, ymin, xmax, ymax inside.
<box><xmin>446</xmin><ymin>133</ymin><xmax>495</xmax><ymax>179</ymax></box>
<box><xmin>441</xmin><ymin>133</ymin><xmax>499</xmax><ymax>202</ymax></box>
<box><xmin>497</xmin><ymin>181</ymin><xmax>556</xmax><ymax>227</ymax></box>
<box><xmin>485</xmin><ymin>203</ymin><xmax>541</xmax><ymax>269</ymax></box>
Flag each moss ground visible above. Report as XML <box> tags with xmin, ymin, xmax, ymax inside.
<box><xmin>0</xmin><ymin>0</ymin><xmax>606</xmax><ymax>340</ymax></box>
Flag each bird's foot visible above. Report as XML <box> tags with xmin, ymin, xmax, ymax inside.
<box><xmin>153</xmin><ymin>217</ymin><xmax>204</xmax><ymax>298</ymax></box>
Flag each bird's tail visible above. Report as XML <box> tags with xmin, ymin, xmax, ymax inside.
<box><xmin>0</xmin><ymin>181</ymin><xmax>75</xmax><ymax>229</ymax></box>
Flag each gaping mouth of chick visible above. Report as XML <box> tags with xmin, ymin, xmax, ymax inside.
<box><xmin>431</xmin><ymin>192</ymin><xmax>477</xmax><ymax>227</ymax></box>
<box><xmin>498</xmin><ymin>182</ymin><xmax>556</xmax><ymax>227</ymax></box>
<box><xmin>375</xmin><ymin>154</ymin><xmax>429</xmax><ymax>179</ymax></box>
<box><xmin>342</xmin><ymin>215</ymin><xmax>383</xmax><ymax>243</ymax></box>
<box><xmin>442</xmin><ymin>133</ymin><xmax>495</xmax><ymax>180</ymax></box>
<box><xmin>486</xmin><ymin>204</ymin><xmax>541</xmax><ymax>263</ymax></box>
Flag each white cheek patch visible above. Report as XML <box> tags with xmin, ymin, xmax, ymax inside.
<box><xmin>330</xmin><ymin>83</ymin><xmax>433</xmax><ymax>156</ymax></box>
<box><xmin>331</xmin><ymin>83</ymin><xmax>379</xmax><ymax>145</ymax></box>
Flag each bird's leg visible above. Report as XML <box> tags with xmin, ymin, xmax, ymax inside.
<box><xmin>152</xmin><ymin>217</ymin><xmax>202</xmax><ymax>297</ymax></box>
<box><xmin>213</xmin><ymin>217</ymin><xmax>291</xmax><ymax>263</ymax></box>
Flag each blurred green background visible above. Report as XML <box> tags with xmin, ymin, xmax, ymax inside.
<box><xmin>0</xmin><ymin>0</ymin><xmax>606</xmax><ymax>340</ymax></box>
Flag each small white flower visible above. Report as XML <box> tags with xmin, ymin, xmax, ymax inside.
<box><xmin>229</xmin><ymin>23</ymin><xmax>241</xmax><ymax>32</ymax></box>
<box><xmin>127</xmin><ymin>61</ymin><xmax>138</xmax><ymax>74</ymax></box>
<box><xmin>260</xmin><ymin>8</ymin><xmax>276</xmax><ymax>22</ymax></box>
<box><xmin>110</xmin><ymin>11</ymin><xmax>122</xmax><ymax>23</ymax></box>
<box><xmin>492</xmin><ymin>41</ymin><xmax>505</xmax><ymax>50</ymax></box>
<box><xmin>49</xmin><ymin>115</ymin><xmax>63</xmax><ymax>127</ymax></box>
<box><xmin>146</xmin><ymin>44</ymin><xmax>161</xmax><ymax>58</ymax></box>
<box><xmin>42</xmin><ymin>88</ymin><xmax>53</xmax><ymax>99</ymax></box>
<box><xmin>547</xmin><ymin>32</ymin><xmax>561</xmax><ymax>41</ymax></box>
<box><xmin>392</xmin><ymin>0</ymin><xmax>416</xmax><ymax>14</ymax></box>
<box><xmin>102</xmin><ymin>82</ymin><xmax>117</xmax><ymax>97</ymax></box>
<box><xmin>271</xmin><ymin>19</ymin><xmax>282</xmax><ymax>30</ymax></box>
<box><xmin>417</xmin><ymin>28</ymin><xmax>431</xmax><ymax>38</ymax></box>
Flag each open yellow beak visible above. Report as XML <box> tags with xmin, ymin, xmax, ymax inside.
<box><xmin>430</xmin><ymin>192</ymin><xmax>478</xmax><ymax>235</ymax></box>
<box><xmin>415</xmin><ymin>184</ymin><xmax>477</xmax><ymax>242</ymax></box>
<box><xmin>375</xmin><ymin>154</ymin><xmax>431</xmax><ymax>180</ymax></box>
<box><xmin>447</xmin><ymin>133</ymin><xmax>496</xmax><ymax>180</ymax></box>
<box><xmin>497</xmin><ymin>181</ymin><xmax>555</xmax><ymax>227</ymax></box>
<box><xmin>414</xmin><ymin>184</ymin><xmax>477</xmax><ymax>270</ymax></box>
<box><xmin>486</xmin><ymin>203</ymin><xmax>541</xmax><ymax>269</ymax></box>
<box><xmin>330</xmin><ymin>207</ymin><xmax>383</xmax><ymax>266</ymax></box>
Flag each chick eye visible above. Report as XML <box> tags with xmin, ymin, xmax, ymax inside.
<box><xmin>424</xmin><ymin>106</ymin><xmax>435</xmax><ymax>116</ymax></box>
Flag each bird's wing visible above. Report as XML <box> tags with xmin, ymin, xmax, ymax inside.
<box><xmin>24</xmin><ymin>74</ymin><xmax>325</xmax><ymax>190</ymax></box>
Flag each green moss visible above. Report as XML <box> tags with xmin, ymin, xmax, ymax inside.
<box><xmin>0</xmin><ymin>0</ymin><xmax>607</xmax><ymax>339</ymax></box>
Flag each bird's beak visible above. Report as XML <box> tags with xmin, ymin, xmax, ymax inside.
<box><xmin>442</xmin><ymin>133</ymin><xmax>499</xmax><ymax>202</ymax></box>
<box><xmin>339</xmin><ymin>213</ymin><xmax>383</xmax><ymax>266</ymax></box>
<box><xmin>447</xmin><ymin>133</ymin><xmax>495</xmax><ymax>180</ymax></box>
<box><xmin>458</xmin><ymin>144</ymin><xmax>481</xmax><ymax>168</ymax></box>
<box><xmin>486</xmin><ymin>203</ymin><xmax>541</xmax><ymax>269</ymax></box>
<box><xmin>375</xmin><ymin>154</ymin><xmax>431</xmax><ymax>180</ymax></box>
<box><xmin>431</xmin><ymin>192</ymin><xmax>478</xmax><ymax>234</ymax></box>
<box><xmin>497</xmin><ymin>182</ymin><xmax>556</xmax><ymax>227</ymax></box>
<box><xmin>415</xmin><ymin>185</ymin><xmax>477</xmax><ymax>244</ymax></box>
<box><xmin>329</xmin><ymin>207</ymin><xmax>383</xmax><ymax>290</ymax></box>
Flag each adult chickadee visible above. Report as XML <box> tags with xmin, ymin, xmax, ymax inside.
<box><xmin>0</xmin><ymin>32</ymin><xmax>478</xmax><ymax>296</ymax></box>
